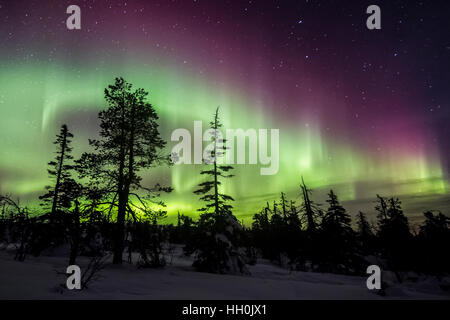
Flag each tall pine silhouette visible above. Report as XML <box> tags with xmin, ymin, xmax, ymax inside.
<box><xmin>194</xmin><ymin>107</ymin><xmax>234</xmax><ymax>214</ymax></box>
<box><xmin>375</xmin><ymin>195</ymin><xmax>412</xmax><ymax>275</ymax></box>
<box><xmin>299</xmin><ymin>177</ymin><xmax>321</xmax><ymax>233</ymax></box>
<box><xmin>319</xmin><ymin>190</ymin><xmax>355</xmax><ymax>270</ymax></box>
<box><xmin>187</xmin><ymin>108</ymin><xmax>249</xmax><ymax>274</ymax></box>
<box><xmin>77</xmin><ymin>77</ymin><xmax>170</xmax><ymax>264</ymax></box>
<box><xmin>322</xmin><ymin>189</ymin><xmax>352</xmax><ymax>233</ymax></box>
<box><xmin>40</xmin><ymin>124</ymin><xmax>77</xmax><ymax>216</ymax></box>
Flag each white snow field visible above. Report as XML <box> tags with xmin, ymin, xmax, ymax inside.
<box><xmin>0</xmin><ymin>245</ymin><xmax>448</xmax><ymax>300</ymax></box>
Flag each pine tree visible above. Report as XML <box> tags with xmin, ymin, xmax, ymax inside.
<box><xmin>356</xmin><ymin>211</ymin><xmax>373</xmax><ymax>238</ymax></box>
<box><xmin>253</xmin><ymin>194</ymin><xmax>302</xmax><ymax>265</ymax></box>
<box><xmin>194</xmin><ymin>107</ymin><xmax>234</xmax><ymax>215</ymax></box>
<box><xmin>251</xmin><ymin>203</ymin><xmax>272</xmax><ymax>259</ymax></box>
<box><xmin>376</xmin><ymin>196</ymin><xmax>410</xmax><ymax>240</ymax></box>
<box><xmin>188</xmin><ymin>108</ymin><xmax>248</xmax><ymax>274</ymax></box>
<box><xmin>299</xmin><ymin>177</ymin><xmax>321</xmax><ymax>233</ymax></box>
<box><xmin>417</xmin><ymin>211</ymin><xmax>450</xmax><ymax>274</ymax></box>
<box><xmin>356</xmin><ymin>211</ymin><xmax>375</xmax><ymax>255</ymax></box>
<box><xmin>39</xmin><ymin>124</ymin><xmax>78</xmax><ymax>216</ymax></box>
<box><xmin>280</xmin><ymin>192</ymin><xmax>287</xmax><ymax>220</ymax></box>
<box><xmin>420</xmin><ymin>211</ymin><xmax>449</xmax><ymax>238</ymax></box>
<box><xmin>286</xmin><ymin>200</ymin><xmax>301</xmax><ymax>229</ymax></box>
<box><xmin>319</xmin><ymin>190</ymin><xmax>355</xmax><ymax>271</ymax></box>
<box><xmin>252</xmin><ymin>202</ymin><xmax>270</xmax><ymax>231</ymax></box>
<box><xmin>375</xmin><ymin>195</ymin><xmax>412</xmax><ymax>275</ymax></box>
<box><xmin>282</xmin><ymin>196</ymin><xmax>302</xmax><ymax>264</ymax></box>
<box><xmin>322</xmin><ymin>189</ymin><xmax>352</xmax><ymax>232</ymax></box>
<box><xmin>77</xmin><ymin>77</ymin><xmax>171</xmax><ymax>264</ymax></box>
<box><xmin>375</xmin><ymin>194</ymin><xmax>388</xmax><ymax>220</ymax></box>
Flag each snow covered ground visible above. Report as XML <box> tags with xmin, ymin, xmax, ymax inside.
<box><xmin>0</xmin><ymin>245</ymin><xmax>448</xmax><ymax>300</ymax></box>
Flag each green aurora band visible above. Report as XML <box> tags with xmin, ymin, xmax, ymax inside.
<box><xmin>0</xmin><ymin>57</ymin><xmax>448</xmax><ymax>224</ymax></box>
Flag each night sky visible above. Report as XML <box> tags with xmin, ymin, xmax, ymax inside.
<box><xmin>0</xmin><ymin>0</ymin><xmax>449</xmax><ymax>224</ymax></box>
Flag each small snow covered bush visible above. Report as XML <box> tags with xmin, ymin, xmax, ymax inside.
<box><xmin>185</xmin><ymin>212</ymin><xmax>249</xmax><ymax>275</ymax></box>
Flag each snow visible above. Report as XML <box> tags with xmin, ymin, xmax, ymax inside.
<box><xmin>0</xmin><ymin>245</ymin><xmax>448</xmax><ymax>300</ymax></box>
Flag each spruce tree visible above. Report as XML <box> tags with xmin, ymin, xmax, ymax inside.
<box><xmin>376</xmin><ymin>196</ymin><xmax>410</xmax><ymax>241</ymax></box>
<box><xmin>375</xmin><ymin>195</ymin><xmax>412</xmax><ymax>275</ymax></box>
<box><xmin>319</xmin><ymin>190</ymin><xmax>355</xmax><ymax>271</ymax></box>
<box><xmin>356</xmin><ymin>211</ymin><xmax>373</xmax><ymax>238</ymax></box>
<box><xmin>39</xmin><ymin>124</ymin><xmax>78</xmax><ymax>216</ymax></box>
<box><xmin>322</xmin><ymin>189</ymin><xmax>352</xmax><ymax>233</ymax></box>
<box><xmin>194</xmin><ymin>107</ymin><xmax>234</xmax><ymax>215</ymax></box>
<box><xmin>420</xmin><ymin>211</ymin><xmax>449</xmax><ymax>239</ymax></box>
<box><xmin>417</xmin><ymin>211</ymin><xmax>450</xmax><ymax>274</ymax></box>
<box><xmin>356</xmin><ymin>211</ymin><xmax>375</xmax><ymax>255</ymax></box>
<box><xmin>188</xmin><ymin>108</ymin><xmax>248</xmax><ymax>274</ymax></box>
<box><xmin>77</xmin><ymin>77</ymin><xmax>171</xmax><ymax>264</ymax></box>
<box><xmin>286</xmin><ymin>200</ymin><xmax>301</xmax><ymax>229</ymax></box>
<box><xmin>299</xmin><ymin>177</ymin><xmax>321</xmax><ymax>233</ymax></box>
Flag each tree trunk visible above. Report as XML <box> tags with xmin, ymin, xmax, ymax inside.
<box><xmin>112</xmin><ymin>103</ymin><xmax>127</xmax><ymax>265</ymax></box>
<box><xmin>51</xmin><ymin>127</ymin><xmax>68</xmax><ymax>217</ymax></box>
<box><xmin>69</xmin><ymin>201</ymin><xmax>80</xmax><ymax>265</ymax></box>
<box><xmin>301</xmin><ymin>180</ymin><xmax>315</xmax><ymax>233</ymax></box>
<box><xmin>213</xmin><ymin>160</ymin><xmax>219</xmax><ymax>214</ymax></box>
<box><xmin>112</xmin><ymin>104</ymin><xmax>135</xmax><ymax>264</ymax></box>
<box><xmin>213</xmin><ymin>109</ymin><xmax>219</xmax><ymax>214</ymax></box>
<box><xmin>113</xmin><ymin>190</ymin><xmax>127</xmax><ymax>264</ymax></box>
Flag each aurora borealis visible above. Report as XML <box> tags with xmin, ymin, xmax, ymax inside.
<box><xmin>0</xmin><ymin>0</ymin><xmax>449</xmax><ymax>224</ymax></box>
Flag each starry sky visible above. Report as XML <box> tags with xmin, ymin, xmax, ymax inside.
<box><xmin>0</xmin><ymin>0</ymin><xmax>449</xmax><ymax>224</ymax></box>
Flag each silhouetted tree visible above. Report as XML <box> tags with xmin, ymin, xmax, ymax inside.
<box><xmin>376</xmin><ymin>196</ymin><xmax>410</xmax><ymax>241</ymax></box>
<box><xmin>194</xmin><ymin>107</ymin><xmax>234</xmax><ymax>214</ymax></box>
<box><xmin>251</xmin><ymin>194</ymin><xmax>303</xmax><ymax>266</ymax></box>
<box><xmin>68</xmin><ymin>199</ymin><xmax>81</xmax><ymax>265</ymax></box>
<box><xmin>322</xmin><ymin>190</ymin><xmax>352</xmax><ymax>232</ymax></box>
<box><xmin>299</xmin><ymin>177</ymin><xmax>321</xmax><ymax>233</ymax></box>
<box><xmin>280</xmin><ymin>192</ymin><xmax>287</xmax><ymax>221</ymax></box>
<box><xmin>268</xmin><ymin>199</ymin><xmax>287</xmax><ymax>264</ymax></box>
<box><xmin>357</xmin><ymin>211</ymin><xmax>373</xmax><ymax>238</ymax></box>
<box><xmin>317</xmin><ymin>190</ymin><xmax>357</xmax><ymax>272</ymax></box>
<box><xmin>376</xmin><ymin>195</ymin><xmax>412</xmax><ymax>277</ymax></box>
<box><xmin>356</xmin><ymin>211</ymin><xmax>375</xmax><ymax>255</ymax></box>
<box><xmin>187</xmin><ymin>108</ymin><xmax>248</xmax><ymax>274</ymax></box>
<box><xmin>171</xmin><ymin>213</ymin><xmax>195</xmax><ymax>244</ymax></box>
<box><xmin>417</xmin><ymin>211</ymin><xmax>450</xmax><ymax>275</ymax></box>
<box><xmin>251</xmin><ymin>202</ymin><xmax>272</xmax><ymax>258</ymax></box>
<box><xmin>130</xmin><ymin>210</ymin><xmax>168</xmax><ymax>268</ymax></box>
<box><xmin>77</xmin><ymin>77</ymin><xmax>171</xmax><ymax>264</ymax></box>
<box><xmin>39</xmin><ymin>124</ymin><xmax>78</xmax><ymax>217</ymax></box>
<box><xmin>276</xmin><ymin>195</ymin><xmax>303</xmax><ymax>265</ymax></box>
<box><xmin>420</xmin><ymin>211</ymin><xmax>449</xmax><ymax>239</ymax></box>
<box><xmin>286</xmin><ymin>200</ymin><xmax>302</xmax><ymax>229</ymax></box>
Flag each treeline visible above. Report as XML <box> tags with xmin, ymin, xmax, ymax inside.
<box><xmin>0</xmin><ymin>78</ymin><xmax>448</xmax><ymax>283</ymax></box>
<box><xmin>248</xmin><ymin>184</ymin><xmax>449</xmax><ymax>279</ymax></box>
<box><xmin>1</xmin><ymin>77</ymin><xmax>173</xmax><ymax>268</ymax></box>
